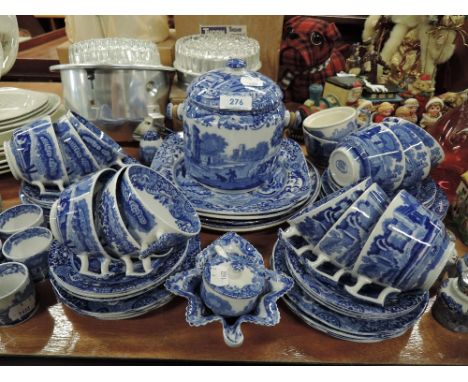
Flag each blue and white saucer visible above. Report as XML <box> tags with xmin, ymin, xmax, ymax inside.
<box><xmin>151</xmin><ymin>134</ymin><xmax>317</xmax><ymax>218</ymax></box>
<box><xmin>50</xmin><ymin>241</ymin><xmax>199</xmax><ymax>319</ymax></box>
<box><xmin>49</xmin><ymin>236</ymin><xmax>201</xmax><ymax>300</ymax></box>
<box><xmin>275</xmin><ymin>234</ymin><xmax>428</xmax><ymax>319</ymax></box>
<box><xmin>51</xmin><ymin>278</ymin><xmax>174</xmax><ymax>320</ymax></box>
<box><xmin>272</xmin><ymin>240</ymin><xmax>429</xmax><ymax>341</ymax></box>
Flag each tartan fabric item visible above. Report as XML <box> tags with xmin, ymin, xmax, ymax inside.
<box><xmin>280</xmin><ymin>16</ymin><xmax>346</xmax><ymax>103</ymax></box>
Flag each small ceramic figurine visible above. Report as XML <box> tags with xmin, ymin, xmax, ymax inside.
<box><xmin>439</xmin><ymin>90</ymin><xmax>468</xmax><ymax>111</ymax></box>
<box><xmin>408</xmin><ymin>73</ymin><xmax>435</xmax><ymax>98</ymax></box>
<box><xmin>403</xmin><ymin>98</ymin><xmax>420</xmax><ymax>121</ymax></box>
<box><xmin>356</xmin><ymin>99</ymin><xmax>373</xmax><ymax>128</ymax></box>
<box><xmin>395</xmin><ymin>106</ymin><xmax>416</xmax><ymax>123</ymax></box>
<box><xmin>420</xmin><ymin>97</ymin><xmax>444</xmax><ymax>130</ymax></box>
<box><xmin>373</xmin><ymin>102</ymin><xmax>394</xmax><ymax>123</ymax></box>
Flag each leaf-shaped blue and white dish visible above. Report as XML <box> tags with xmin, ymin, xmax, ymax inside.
<box><xmin>275</xmin><ymin>234</ymin><xmax>428</xmax><ymax>320</ymax></box>
<box><xmin>271</xmin><ymin>240</ymin><xmax>429</xmax><ymax>342</ymax></box>
<box><xmin>48</xmin><ymin>235</ymin><xmax>200</xmax><ymax>301</ymax></box>
<box><xmin>165</xmin><ymin>232</ymin><xmax>293</xmax><ymax>347</ymax></box>
<box><xmin>165</xmin><ymin>267</ymin><xmax>293</xmax><ymax>347</ymax></box>
<box><xmin>151</xmin><ymin>133</ymin><xmax>317</xmax><ymax>218</ymax></box>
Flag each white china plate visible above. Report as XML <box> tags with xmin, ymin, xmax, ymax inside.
<box><xmin>0</xmin><ymin>93</ymin><xmax>62</xmax><ymax>133</ymax></box>
<box><xmin>151</xmin><ymin>134</ymin><xmax>317</xmax><ymax>217</ymax></box>
<box><xmin>0</xmin><ymin>88</ymin><xmax>49</xmax><ymax>121</ymax></box>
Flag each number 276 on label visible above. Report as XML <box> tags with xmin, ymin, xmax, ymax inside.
<box><xmin>220</xmin><ymin>95</ymin><xmax>252</xmax><ymax>111</ymax></box>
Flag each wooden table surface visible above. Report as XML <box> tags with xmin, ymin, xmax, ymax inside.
<box><xmin>0</xmin><ymin>83</ymin><xmax>467</xmax><ymax>365</ymax></box>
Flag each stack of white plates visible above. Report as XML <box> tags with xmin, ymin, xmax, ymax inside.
<box><xmin>151</xmin><ymin>134</ymin><xmax>322</xmax><ymax>232</ymax></box>
<box><xmin>0</xmin><ymin>88</ymin><xmax>62</xmax><ymax>175</ymax></box>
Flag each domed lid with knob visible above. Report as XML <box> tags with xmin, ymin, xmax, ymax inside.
<box><xmin>186</xmin><ymin>58</ymin><xmax>283</xmax><ymax>114</ymax></box>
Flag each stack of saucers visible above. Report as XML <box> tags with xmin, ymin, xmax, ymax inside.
<box><xmin>323</xmin><ymin>117</ymin><xmax>449</xmax><ymax>220</ymax></box>
<box><xmin>48</xmin><ymin>164</ymin><xmax>202</xmax><ymax>319</ymax></box>
<box><xmin>5</xmin><ymin>110</ymin><xmax>137</xmax><ymax>221</ymax></box>
<box><xmin>271</xmin><ymin>178</ymin><xmax>456</xmax><ymax>342</ymax></box>
<box><xmin>0</xmin><ymin>88</ymin><xmax>62</xmax><ymax>175</ymax></box>
<box><xmin>151</xmin><ymin>134</ymin><xmax>321</xmax><ymax>232</ymax></box>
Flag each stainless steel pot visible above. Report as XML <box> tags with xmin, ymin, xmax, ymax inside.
<box><xmin>50</xmin><ymin>64</ymin><xmax>175</xmax><ymax>127</ymax></box>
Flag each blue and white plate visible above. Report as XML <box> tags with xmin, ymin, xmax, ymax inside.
<box><xmin>151</xmin><ymin>134</ymin><xmax>316</xmax><ymax>218</ymax></box>
<box><xmin>281</xmin><ymin>296</ymin><xmax>411</xmax><ymax>343</ymax></box>
<box><xmin>49</xmin><ymin>236</ymin><xmax>200</xmax><ymax>300</ymax></box>
<box><xmin>275</xmin><ymin>234</ymin><xmax>428</xmax><ymax>319</ymax></box>
<box><xmin>272</xmin><ymin>241</ymin><xmax>429</xmax><ymax>340</ymax></box>
<box><xmin>165</xmin><ymin>267</ymin><xmax>293</xmax><ymax>347</ymax></box>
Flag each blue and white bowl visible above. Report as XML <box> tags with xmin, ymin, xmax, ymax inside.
<box><xmin>50</xmin><ymin>168</ymin><xmax>116</xmax><ymax>277</ymax></box>
<box><xmin>119</xmin><ymin>164</ymin><xmax>201</xmax><ymax>259</ymax></box>
<box><xmin>303</xmin><ymin>106</ymin><xmax>357</xmax><ymax>140</ymax></box>
<box><xmin>0</xmin><ymin>262</ymin><xmax>37</xmax><ymax>326</ymax></box>
<box><xmin>388</xmin><ymin>123</ymin><xmax>431</xmax><ymax>187</ymax></box>
<box><xmin>2</xmin><ymin>227</ymin><xmax>52</xmax><ymax>282</ymax></box>
<box><xmin>4</xmin><ymin>117</ymin><xmax>69</xmax><ymax>193</ymax></box>
<box><xmin>329</xmin><ymin>123</ymin><xmax>406</xmax><ymax>192</ymax></box>
<box><xmin>139</xmin><ymin>129</ymin><xmax>163</xmax><ymax>166</ymax></box>
<box><xmin>383</xmin><ymin>117</ymin><xmax>444</xmax><ymax>167</ymax></box>
<box><xmin>284</xmin><ymin>178</ymin><xmax>372</xmax><ymax>247</ymax></box>
<box><xmin>53</xmin><ymin>115</ymin><xmax>100</xmax><ymax>182</ymax></box>
<box><xmin>351</xmin><ymin>190</ymin><xmax>452</xmax><ymax>292</ymax></box>
<box><xmin>303</xmin><ymin>127</ymin><xmax>338</xmax><ymax>166</ymax></box>
<box><xmin>179</xmin><ymin>58</ymin><xmax>289</xmax><ymax>191</ymax></box>
<box><xmin>314</xmin><ymin>182</ymin><xmax>389</xmax><ymax>269</ymax></box>
<box><xmin>0</xmin><ymin>204</ymin><xmax>44</xmax><ymax>240</ymax></box>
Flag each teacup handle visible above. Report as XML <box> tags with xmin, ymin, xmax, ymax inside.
<box><xmin>344</xmin><ymin>276</ymin><xmax>401</xmax><ymax>306</ymax></box>
<box><xmin>77</xmin><ymin>253</ymin><xmax>113</xmax><ymax>278</ymax></box>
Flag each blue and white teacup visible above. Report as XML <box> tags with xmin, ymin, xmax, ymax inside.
<box><xmin>303</xmin><ymin>106</ymin><xmax>357</xmax><ymax>140</ymax></box>
<box><xmin>0</xmin><ymin>262</ymin><xmax>37</xmax><ymax>326</ymax></box>
<box><xmin>2</xmin><ymin>227</ymin><xmax>52</xmax><ymax>282</ymax></box>
<box><xmin>66</xmin><ymin>111</ymin><xmax>126</xmax><ymax>168</ymax></box>
<box><xmin>329</xmin><ymin>123</ymin><xmax>406</xmax><ymax>192</ymax></box>
<box><xmin>50</xmin><ymin>168</ymin><xmax>116</xmax><ymax>276</ymax></box>
<box><xmin>314</xmin><ymin>182</ymin><xmax>389</xmax><ymax>269</ymax></box>
<box><xmin>383</xmin><ymin>117</ymin><xmax>445</xmax><ymax>167</ymax></box>
<box><xmin>350</xmin><ymin>190</ymin><xmax>452</xmax><ymax>292</ymax></box>
<box><xmin>4</xmin><ymin>117</ymin><xmax>69</xmax><ymax>193</ymax></box>
<box><xmin>139</xmin><ymin>129</ymin><xmax>163</xmax><ymax>166</ymax></box>
<box><xmin>390</xmin><ymin>123</ymin><xmax>431</xmax><ymax>188</ymax></box>
<box><xmin>284</xmin><ymin>177</ymin><xmax>372</xmax><ymax>247</ymax></box>
<box><xmin>119</xmin><ymin>164</ymin><xmax>201</xmax><ymax>259</ymax></box>
<box><xmin>96</xmin><ymin>167</ymin><xmax>146</xmax><ymax>274</ymax></box>
<box><xmin>0</xmin><ymin>204</ymin><xmax>44</xmax><ymax>241</ymax></box>
<box><xmin>303</xmin><ymin>127</ymin><xmax>338</xmax><ymax>166</ymax></box>
<box><xmin>53</xmin><ymin>115</ymin><xmax>100</xmax><ymax>182</ymax></box>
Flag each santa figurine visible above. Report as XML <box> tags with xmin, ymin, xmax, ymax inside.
<box><xmin>403</xmin><ymin>98</ymin><xmax>420</xmax><ymax>122</ymax></box>
<box><xmin>420</xmin><ymin>97</ymin><xmax>444</xmax><ymax>129</ymax></box>
<box><xmin>373</xmin><ymin>102</ymin><xmax>394</xmax><ymax>123</ymax></box>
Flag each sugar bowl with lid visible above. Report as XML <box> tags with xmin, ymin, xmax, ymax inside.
<box><xmin>177</xmin><ymin>58</ymin><xmax>289</xmax><ymax>190</ymax></box>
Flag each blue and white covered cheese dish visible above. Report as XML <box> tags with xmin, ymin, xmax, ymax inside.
<box><xmin>178</xmin><ymin>58</ymin><xmax>289</xmax><ymax>190</ymax></box>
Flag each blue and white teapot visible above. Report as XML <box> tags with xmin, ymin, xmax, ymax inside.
<box><xmin>177</xmin><ymin>58</ymin><xmax>290</xmax><ymax>191</ymax></box>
